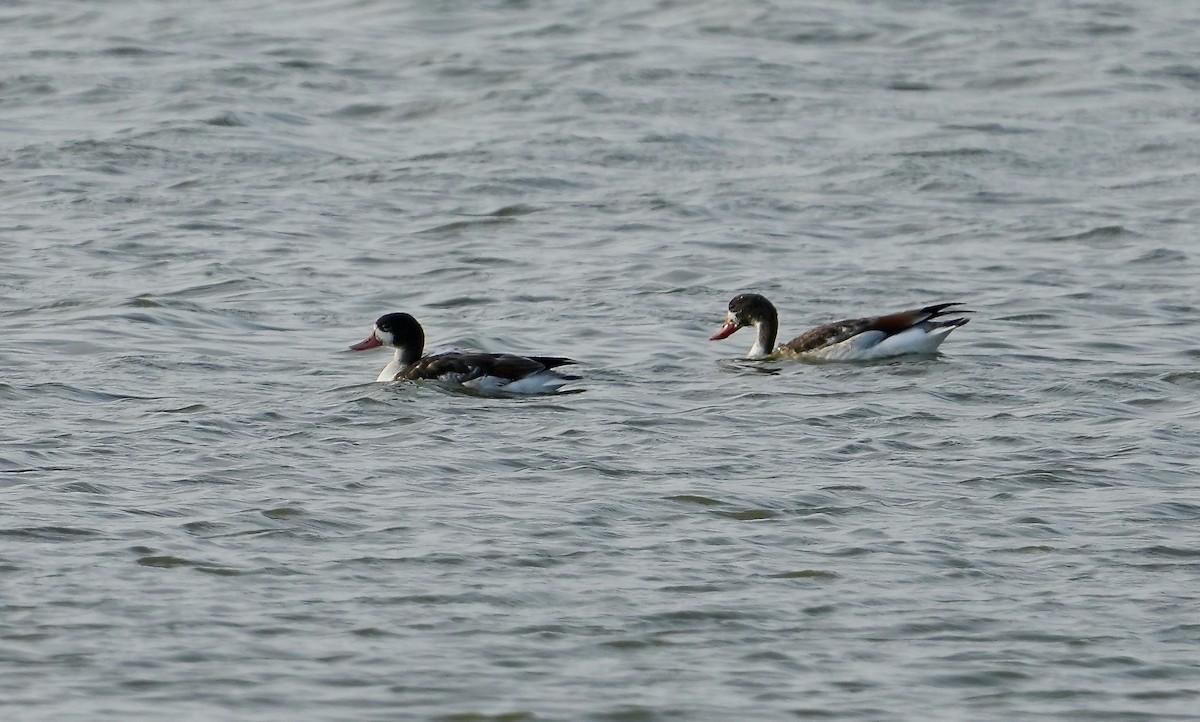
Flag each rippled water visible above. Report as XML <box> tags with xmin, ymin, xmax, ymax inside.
<box><xmin>4</xmin><ymin>1</ymin><xmax>1200</xmax><ymax>720</ymax></box>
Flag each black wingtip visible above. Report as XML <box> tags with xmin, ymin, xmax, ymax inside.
<box><xmin>920</xmin><ymin>302</ymin><xmax>974</xmax><ymax>318</ymax></box>
<box><xmin>531</xmin><ymin>356</ymin><xmax>578</xmax><ymax>369</ymax></box>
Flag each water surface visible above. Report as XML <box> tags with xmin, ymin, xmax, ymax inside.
<box><xmin>3</xmin><ymin>1</ymin><xmax>1200</xmax><ymax>720</ymax></box>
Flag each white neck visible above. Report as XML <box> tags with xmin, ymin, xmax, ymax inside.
<box><xmin>376</xmin><ymin>350</ymin><xmax>403</xmax><ymax>382</ymax></box>
<box><xmin>748</xmin><ymin>322</ymin><xmax>771</xmax><ymax>358</ymax></box>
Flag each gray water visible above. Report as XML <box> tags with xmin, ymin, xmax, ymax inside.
<box><xmin>3</xmin><ymin>1</ymin><xmax>1200</xmax><ymax>720</ymax></box>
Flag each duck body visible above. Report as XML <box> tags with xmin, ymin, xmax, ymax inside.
<box><xmin>351</xmin><ymin>312</ymin><xmax>578</xmax><ymax>393</ymax></box>
<box><xmin>711</xmin><ymin>293</ymin><xmax>969</xmax><ymax>361</ymax></box>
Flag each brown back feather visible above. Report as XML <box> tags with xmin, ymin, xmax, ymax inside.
<box><xmin>782</xmin><ymin>318</ymin><xmax>873</xmax><ymax>353</ymax></box>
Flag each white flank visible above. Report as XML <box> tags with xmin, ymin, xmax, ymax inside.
<box><xmin>870</xmin><ymin>325</ymin><xmax>955</xmax><ymax>357</ymax></box>
<box><xmin>491</xmin><ymin>370</ymin><xmax>572</xmax><ymax>394</ymax></box>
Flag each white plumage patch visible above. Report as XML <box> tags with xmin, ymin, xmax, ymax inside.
<box><xmin>870</xmin><ymin>325</ymin><xmax>955</xmax><ymax>357</ymax></box>
<box><xmin>375</xmin><ymin>353</ymin><xmax>404</xmax><ymax>382</ymax></box>
<box><xmin>748</xmin><ymin>338</ymin><xmax>771</xmax><ymax>359</ymax></box>
<box><xmin>468</xmin><ymin>370</ymin><xmax>572</xmax><ymax>394</ymax></box>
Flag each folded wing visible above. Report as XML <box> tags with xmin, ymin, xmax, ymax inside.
<box><xmin>782</xmin><ymin>302</ymin><xmax>970</xmax><ymax>355</ymax></box>
<box><xmin>398</xmin><ymin>352</ymin><xmax>577</xmax><ymax>384</ymax></box>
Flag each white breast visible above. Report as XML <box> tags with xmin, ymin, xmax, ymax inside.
<box><xmin>376</xmin><ymin>352</ymin><xmax>403</xmax><ymax>382</ymax></box>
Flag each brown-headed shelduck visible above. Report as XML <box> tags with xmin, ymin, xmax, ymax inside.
<box><xmin>710</xmin><ymin>293</ymin><xmax>970</xmax><ymax>361</ymax></box>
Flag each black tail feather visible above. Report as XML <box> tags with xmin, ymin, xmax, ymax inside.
<box><xmin>931</xmin><ymin>316</ymin><xmax>970</xmax><ymax>329</ymax></box>
<box><xmin>529</xmin><ymin>355</ymin><xmax>577</xmax><ymax>370</ymax></box>
<box><xmin>919</xmin><ymin>302</ymin><xmax>973</xmax><ymax>317</ymax></box>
